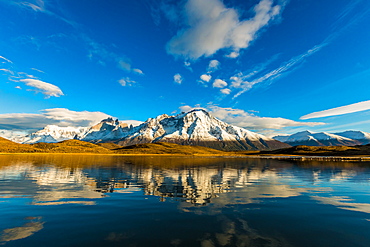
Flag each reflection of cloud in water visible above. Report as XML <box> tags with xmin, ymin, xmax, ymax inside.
<box><xmin>197</xmin><ymin>216</ymin><xmax>291</xmax><ymax>247</ymax></box>
<box><xmin>0</xmin><ymin>163</ymin><xmax>102</xmax><ymax>205</ymax></box>
<box><xmin>312</xmin><ymin>195</ymin><xmax>370</xmax><ymax>214</ymax></box>
<box><xmin>0</xmin><ymin>217</ymin><xmax>43</xmax><ymax>243</ymax></box>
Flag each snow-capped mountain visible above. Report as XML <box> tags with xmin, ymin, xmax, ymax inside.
<box><xmin>273</xmin><ymin>130</ymin><xmax>370</xmax><ymax>146</ymax></box>
<box><xmin>334</xmin><ymin>131</ymin><xmax>370</xmax><ymax>145</ymax></box>
<box><xmin>20</xmin><ymin>125</ymin><xmax>89</xmax><ymax>144</ymax></box>
<box><xmin>78</xmin><ymin>117</ymin><xmax>129</xmax><ymax>141</ymax></box>
<box><xmin>81</xmin><ymin>109</ymin><xmax>290</xmax><ymax>151</ymax></box>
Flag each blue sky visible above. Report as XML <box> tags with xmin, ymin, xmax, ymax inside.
<box><xmin>1</xmin><ymin>0</ymin><xmax>370</xmax><ymax>136</ymax></box>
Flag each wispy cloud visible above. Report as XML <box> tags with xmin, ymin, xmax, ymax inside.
<box><xmin>83</xmin><ymin>35</ymin><xmax>144</xmax><ymax>76</ymax></box>
<box><xmin>132</xmin><ymin>68</ymin><xmax>144</xmax><ymax>75</ymax></box>
<box><xmin>5</xmin><ymin>0</ymin><xmax>77</xmax><ymax>27</ymax></box>
<box><xmin>20</xmin><ymin>79</ymin><xmax>64</xmax><ymax>98</ymax></box>
<box><xmin>118</xmin><ymin>77</ymin><xmax>137</xmax><ymax>87</ymax></box>
<box><xmin>0</xmin><ymin>68</ymin><xmax>14</xmax><ymax>75</ymax></box>
<box><xmin>0</xmin><ymin>55</ymin><xmax>13</xmax><ymax>64</ymax></box>
<box><xmin>174</xmin><ymin>73</ymin><xmax>183</xmax><ymax>84</ymax></box>
<box><xmin>232</xmin><ymin>43</ymin><xmax>326</xmax><ymax>98</ymax></box>
<box><xmin>1</xmin><ymin>55</ymin><xmax>64</xmax><ymax>98</ymax></box>
<box><xmin>0</xmin><ymin>108</ymin><xmax>111</xmax><ymax>131</ymax></box>
<box><xmin>300</xmin><ymin>100</ymin><xmax>370</xmax><ymax>120</ymax></box>
<box><xmin>178</xmin><ymin>105</ymin><xmax>324</xmax><ymax>132</ymax></box>
<box><xmin>166</xmin><ymin>0</ymin><xmax>286</xmax><ymax>60</ymax></box>
<box><xmin>31</xmin><ymin>68</ymin><xmax>45</xmax><ymax>73</ymax></box>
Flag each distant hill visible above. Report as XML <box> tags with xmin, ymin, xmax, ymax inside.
<box><xmin>0</xmin><ymin>137</ymin><xmax>112</xmax><ymax>154</ymax></box>
<box><xmin>264</xmin><ymin>145</ymin><xmax>370</xmax><ymax>156</ymax></box>
<box><xmin>1</xmin><ymin>136</ymin><xmax>370</xmax><ymax>157</ymax></box>
<box><xmin>0</xmin><ymin>137</ymin><xmax>232</xmax><ymax>155</ymax></box>
<box><xmin>112</xmin><ymin>142</ymin><xmax>232</xmax><ymax>155</ymax></box>
<box><xmin>273</xmin><ymin>130</ymin><xmax>370</xmax><ymax>146</ymax></box>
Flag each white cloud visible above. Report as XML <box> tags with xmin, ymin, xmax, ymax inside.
<box><xmin>118</xmin><ymin>77</ymin><xmax>137</xmax><ymax>87</ymax></box>
<box><xmin>220</xmin><ymin>88</ymin><xmax>231</xmax><ymax>95</ymax></box>
<box><xmin>166</xmin><ymin>0</ymin><xmax>285</xmax><ymax>60</ymax></box>
<box><xmin>300</xmin><ymin>100</ymin><xmax>370</xmax><ymax>120</ymax></box>
<box><xmin>232</xmin><ymin>43</ymin><xmax>327</xmax><ymax>98</ymax></box>
<box><xmin>174</xmin><ymin>73</ymin><xmax>183</xmax><ymax>84</ymax></box>
<box><xmin>0</xmin><ymin>108</ymin><xmax>111</xmax><ymax>131</ymax></box>
<box><xmin>83</xmin><ymin>35</ymin><xmax>144</xmax><ymax>75</ymax></box>
<box><xmin>31</xmin><ymin>68</ymin><xmax>45</xmax><ymax>73</ymax></box>
<box><xmin>121</xmin><ymin>120</ymin><xmax>143</xmax><ymax>127</ymax></box>
<box><xmin>207</xmin><ymin>59</ymin><xmax>220</xmax><ymax>72</ymax></box>
<box><xmin>213</xmin><ymin>79</ymin><xmax>227</xmax><ymax>88</ymax></box>
<box><xmin>0</xmin><ymin>55</ymin><xmax>13</xmax><ymax>63</ymax></box>
<box><xmin>20</xmin><ymin>79</ymin><xmax>64</xmax><ymax>98</ymax></box>
<box><xmin>18</xmin><ymin>0</ymin><xmax>45</xmax><ymax>12</ymax></box>
<box><xmin>179</xmin><ymin>104</ymin><xmax>205</xmax><ymax>113</ymax></box>
<box><xmin>0</xmin><ymin>69</ymin><xmax>14</xmax><ymax>75</ymax></box>
<box><xmin>132</xmin><ymin>68</ymin><xmax>144</xmax><ymax>75</ymax></box>
<box><xmin>225</xmin><ymin>51</ymin><xmax>239</xmax><ymax>58</ymax></box>
<box><xmin>200</xmin><ymin>74</ymin><xmax>212</xmax><ymax>82</ymax></box>
<box><xmin>178</xmin><ymin>105</ymin><xmax>323</xmax><ymax>131</ymax></box>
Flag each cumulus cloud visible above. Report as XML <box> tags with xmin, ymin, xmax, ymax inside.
<box><xmin>178</xmin><ymin>105</ymin><xmax>323</xmax><ymax>131</ymax></box>
<box><xmin>213</xmin><ymin>79</ymin><xmax>227</xmax><ymax>88</ymax></box>
<box><xmin>225</xmin><ymin>51</ymin><xmax>239</xmax><ymax>58</ymax></box>
<box><xmin>207</xmin><ymin>60</ymin><xmax>220</xmax><ymax>72</ymax></box>
<box><xmin>220</xmin><ymin>88</ymin><xmax>231</xmax><ymax>95</ymax></box>
<box><xmin>174</xmin><ymin>73</ymin><xmax>183</xmax><ymax>84</ymax></box>
<box><xmin>20</xmin><ymin>79</ymin><xmax>64</xmax><ymax>98</ymax></box>
<box><xmin>118</xmin><ymin>77</ymin><xmax>137</xmax><ymax>87</ymax></box>
<box><xmin>166</xmin><ymin>0</ymin><xmax>285</xmax><ymax>60</ymax></box>
<box><xmin>200</xmin><ymin>74</ymin><xmax>212</xmax><ymax>82</ymax></box>
<box><xmin>0</xmin><ymin>108</ymin><xmax>111</xmax><ymax>131</ymax></box>
<box><xmin>300</xmin><ymin>100</ymin><xmax>370</xmax><ymax>120</ymax></box>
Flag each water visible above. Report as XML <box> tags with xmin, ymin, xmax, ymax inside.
<box><xmin>0</xmin><ymin>155</ymin><xmax>370</xmax><ymax>247</ymax></box>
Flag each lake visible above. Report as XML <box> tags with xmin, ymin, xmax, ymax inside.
<box><xmin>0</xmin><ymin>155</ymin><xmax>370</xmax><ymax>247</ymax></box>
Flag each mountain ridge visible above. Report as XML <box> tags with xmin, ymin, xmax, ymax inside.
<box><xmin>82</xmin><ymin>109</ymin><xmax>289</xmax><ymax>151</ymax></box>
<box><xmin>274</xmin><ymin>130</ymin><xmax>370</xmax><ymax>146</ymax></box>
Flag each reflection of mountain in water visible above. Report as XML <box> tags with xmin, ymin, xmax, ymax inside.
<box><xmin>1</xmin><ymin>156</ymin><xmax>369</xmax><ymax>207</ymax></box>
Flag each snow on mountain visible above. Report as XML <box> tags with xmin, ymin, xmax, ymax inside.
<box><xmin>273</xmin><ymin>130</ymin><xmax>364</xmax><ymax>146</ymax></box>
<box><xmin>20</xmin><ymin>125</ymin><xmax>89</xmax><ymax>144</ymax></box>
<box><xmin>334</xmin><ymin>131</ymin><xmax>370</xmax><ymax>144</ymax></box>
<box><xmin>82</xmin><ymin>109</ymin><xmax>290</xmax><ymax>151</ymax></box>
<box><xmin>78</xmin><ymin>117</ymin><xmax>130</xmax><ymax>141</ymax></box>
<box><xmin>0</xmin><ymin>130</ymin><xmax>28</xmax><ymax>143</ymax></box>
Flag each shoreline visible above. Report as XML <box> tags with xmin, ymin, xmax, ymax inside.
<box><xmin>1</xmin><ymin>152</ymin><xmax>370</xmax><ymax>161</ymax></box>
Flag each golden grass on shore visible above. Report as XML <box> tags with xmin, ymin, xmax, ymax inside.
<box><xmin>1</xmin><ymin>137</ymin><xmax>370</xmax><ymax>158</ymax></box>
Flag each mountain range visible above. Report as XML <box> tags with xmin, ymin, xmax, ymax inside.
<box><xmin>2</xmin><ymin>109</ymin><xmax>370</xmax><ymax>151</ymax></box>
<box><xmin>273</xmin><ymin>130</ymin><xmax>370</xmax><ymax>146</ymax></box>
<box><xmin>1</xmin><ymin>109</ymin><xmax>289</xmax><ymax>151</ymax></box>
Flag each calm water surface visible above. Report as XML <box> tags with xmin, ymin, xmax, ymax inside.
<box><xmin>0</xmin><ymin>155</ymin><xmax>370</xmax><ymax>247</ymax></box>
